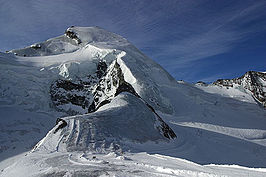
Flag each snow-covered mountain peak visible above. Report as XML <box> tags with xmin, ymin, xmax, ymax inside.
<box><xmin>9</xmin><ymin>26</ymin><xmax>130</xmax><ymax>57</ymax></box>
<box><xmin>1</xmin><ymin>26</ymin><xmax>177</xmax><ymax>157</ymax></box>
<box><xmin>64</xmin><ymin>26</ymin><xmax>130</xmax><ymax>48</ymax></box>
<box><xmin>7</xmin><ymin>26</ymin><xmax>176</xmax><ymax>115</ymax></box>
<box><xmin>2</xmin><ymin>27</ymin><xmax>266</xmax><ymax>177</ymax></box>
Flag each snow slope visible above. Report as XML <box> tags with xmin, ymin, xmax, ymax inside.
<box><xmin>2</xmin><ymin>151</ymin><xmax>266</xmax><ymax>177</ymax></box>
<box><xmin>1</xmin><ymin>26</ymin><xmax>266</xmax><ymax>176</ymax></box>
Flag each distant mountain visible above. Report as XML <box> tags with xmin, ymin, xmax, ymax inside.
<box><xmin>196</xmin><ymin>71</ymin><xmax>266</xmax><ymax>107</ymax></box>
<box><xmin>213</xmin><ymin>71</ymin><xmax>266</xmax><ymax>107</ymax></box>
<box><xmin>1</xmin><ymin>27</ymin><xmax>266</xmax><ymax>176</ymax></box>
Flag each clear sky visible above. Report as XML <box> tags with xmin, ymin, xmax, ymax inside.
<box><xmin>0</xmin><ymin>0</ymin><xmax>265</xmax><ymax>83</ymax></box>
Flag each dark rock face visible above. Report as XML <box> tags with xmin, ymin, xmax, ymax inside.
<box><xmin>65</xmin><ymin>29</ymin><xmax>82</xmax><ymax>44</ymax></box>
<box><xmin>160</xmin><ymin>120</ymin><xmax>177</xmax><ymax>139</ymax></box>
<box><xmin>213</xmin><ymin>71</ymin><xmax>266</xmax><ymax>107</ymax></box>
<box><xmin>115</xmin><ymin>82</ymin><xmax>140</xmax><ymax>98</ymax></box>
<box><xmin>56</xmin><ymin>80</ymin><xmax>84</xmax><ymax>91</ymax></box>
<box><xmin>30</xmin><ymin>44</ymin><xmax>41</xmax><ymax>49</ymax></box>
<box><xmin>50</xmin><ymin>79</ymin><xmax>91</xmax><ymax>115</ymax></box>
<box><xmin>145</xmin><ymin>103</ymin><xmax>176</xmax><ymax>139</ymax></box>
<box><xmin>88</xmin><ymin>61</ymin><xmax>140</xmax><ymax>113</ymax></box>
<box><xmin>54</xmin><ymin>118</ymin><xmax>67</xmax><ymax>133</ymax></box>
<box><xmin>196</xmin><ymin>81</ymin><xmax>207</xmax><ymax>86</ymax></box>
<box><xmin>96</xmin><ymin>61</ymin><xmax>107</xmax><ymax>78</ymax></box>
<box><xmin>50</xmin><ymin>61</ymin><xmax>107</xmax><ymax>115</ymax></box>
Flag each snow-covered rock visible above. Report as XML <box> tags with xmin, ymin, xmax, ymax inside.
<box><xmin>196</xmin><ymin>71</ymin><xmax>266</xmax><ymax>107</ymax></box>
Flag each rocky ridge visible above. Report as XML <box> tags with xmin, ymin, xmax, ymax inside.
<box><xmin>213</xmin><ymin>71</ymin><xmax>266</xmax><ymax>107</ymax></box>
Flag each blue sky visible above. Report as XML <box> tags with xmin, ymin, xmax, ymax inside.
<box><xmin>0</xmin><ymin>0</ymin><xmax>265</xmax><ymax>82</ymax></box>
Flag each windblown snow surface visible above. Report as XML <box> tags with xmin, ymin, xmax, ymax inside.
<box><xmin>0</xmin><ymin>27</ymin><xmax>266</xmax><ymax>177</ymax></box>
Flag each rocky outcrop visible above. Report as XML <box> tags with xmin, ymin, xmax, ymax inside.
<box><xmin>196</xmin><ymin>81</ymin><xmax>207</xmax><ymax>86</ymax></box>
<box><xmin>65</xmin><ymin>29</ymin><xmax>82</xmax><ymax>44</ymax></box>
<box><xmin>54</xmin><ymin>118</ymin><xmax>67</xmax><ymax>134</ymax></box>
<box><xmin>30</xmin><ymin>44</ymin><xmax>41</xmax><ymax>49</ymax></box>
<box><xmin>50</xmin><ymin>61</ymin><xmax>107</xmax><ymax>115</ymax></box>
<box><xmin>88</xmin><ymin>60</ymin><xmax>139</xmax><ymax>113</ymax></box>
<box><xmin>213</xmin><ymin>71</ymin><xmax>266</xmax><ymax>107</ymax></box>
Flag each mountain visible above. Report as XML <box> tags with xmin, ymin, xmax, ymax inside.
<box><xmin>196</xmin><ymin>71</ymin><xmax>266</xmax><ymax>108</ymax></box>
<box><xmin>0</xmin><ymin>26</ymin><xmax>266</xmax><ymax>177</ymax></box>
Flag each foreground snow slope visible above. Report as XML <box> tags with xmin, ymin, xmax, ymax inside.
<box><xmin>0</xmin><ymin>26</ymin><xmax>266</xmax><ymax>176</ymax></box>
<box><xmin>2</xmin><ymin>151</ymin><xmax>266</xmax><ymax>177</ymax></box>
